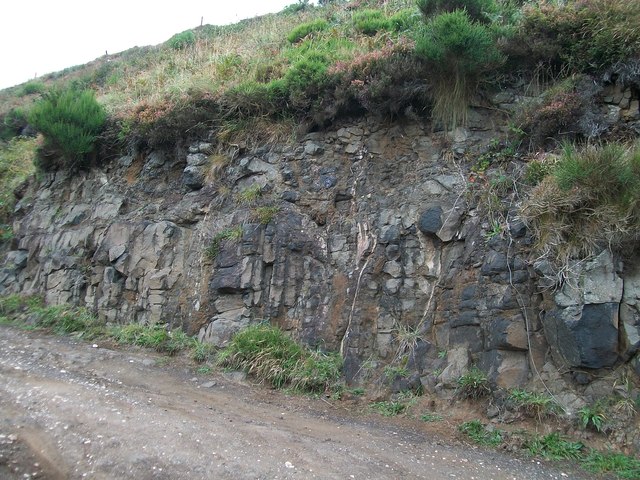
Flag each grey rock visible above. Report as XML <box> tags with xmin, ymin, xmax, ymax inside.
<box><xmin>543</xmin><ymin>303</ymin><xmax>619</xmax><ymax>368</ymax></box>
<box><xmin>183</xmin><ymin>165</ymin><xmax>206</xmax><ymax>190</ymax></box>
<box><xmin>187</xmin><ymin>153</ymin><xmax>208</xmax><ymax>166</ymax></box>
<box><xmin>417</xmin><ymin>207</ymin><xmax>443</xmax><ymax>236</ymax></box>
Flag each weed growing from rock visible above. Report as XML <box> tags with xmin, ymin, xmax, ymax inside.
<box><xmin>204</xmin><ymin>226</ymin><xmax>243</xmax><ymax>261</ymax></box>
<box><xmin>507</xmin><ymin>388</ymin><xmax>560</xmax><ymax>422</ymax></box>
<box><xmin>578</xmin><ymin>402</ymin><xmax>607</xmax><ymax>433</ymax></box>
<box><xmin>456</xmin><ymin>367</ymin><xmax>491</xmax><ymax>399</ymax></box>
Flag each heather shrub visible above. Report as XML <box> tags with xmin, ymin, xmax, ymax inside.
<box><xmin>504</xmin><ymin>0</ymin><xmax>640</xmax><ymax>74</ymax></box>
<box><xmin>28</xmin><ymin>86</ymin><xmax>106</xmax><ymax>170</ymax></box>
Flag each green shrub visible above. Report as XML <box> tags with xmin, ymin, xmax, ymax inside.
<box><xmin>416</xmin><ymin>0</ymin><xmax>496</xmax><ymax>23</ymax></box>
<box><xmin>415</xmin><ymin>10</ymin><xmax>502</xmax><ymax>130</ymax></box>
<box><xmin>287</xmin><ymin>19</ymin><xmax>329</xmax><ymax>43</ymax></box>
<box><xmin>31</xmin><ymin>304</ymin><xmax>104</xmax><ymax>338</ymax></box>
<box><xmin>352</xmin><ymin>9</ymin><xmax>391</xmax><ymax>35</ymax></box>
<box><xmin>456</xmin><ymin>367</ymin><xmax>491</xmax><ymax>399</ymax></box>
<box><xmin>282</xmin><ymin>0</ymin><xmax>311</xmax><ymax>15</ymax></box>
<box><xmin>515</xmin><ymin>78</ymin><xmax>584</xmax><ymax>150</ymax></box>
<box><xmin>521</xmin><ymin>141</ymin><xmax>640</xmax><ymax>267</ymax></box>
<box><xmin>506</xmin><ymin>0</ymin><xmax>640</xmax><ymax>74</ymax></box>
<box><xmin>28</xmin><ymin>86</ymin><xmax>106</xmax><ymax>170</ymax></box>
<box><xmin>389</xmin><ymin>8</ymin><xmax>421</xmax><ymax>32</ymax></box>
<box><xmin>217</xmin><ymin>323</ymin><xmax>342</xmax><ymax>392</ymax></box>
<box><xmin>19</xmin><ymin>80</ymin><xmax>46</xmax><ymax>97</ymax></box>
<box><xmin>0</xmin><ymin>107</ymin><xmax>29</xmax><ymax>141</ymax></box>
<box><xmin>167</xmin><ymin>30</ymin><xmax>196</xmax><ymax>50</ymax></box>
<box><xmin>191</xmin><ymin>340</ymin><xmax>216</xmax><ymax>363</ymax></box>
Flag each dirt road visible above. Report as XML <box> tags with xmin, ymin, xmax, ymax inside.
<box><xmin>0</xmin><ymin>326</ymin><xmax>592</xmax><ymax>479</ymax></box>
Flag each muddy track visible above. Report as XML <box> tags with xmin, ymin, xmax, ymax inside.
<box><xmin>0</xmin><ymin>326</ymin><xmax>593</xmax><ymax>479</ymax></box>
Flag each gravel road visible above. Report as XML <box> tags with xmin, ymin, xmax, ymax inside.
<box><xmin>0</xmin><ymin>325</ymin><xmax>595</xmax><ymax>479</ymax></box>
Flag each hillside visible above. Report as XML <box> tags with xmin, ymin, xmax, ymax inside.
<box><xmin>1</xmin><ymin>0</ymin><xmax>640</xmax><ymax>475</ymax></box>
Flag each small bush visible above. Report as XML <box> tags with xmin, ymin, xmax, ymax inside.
<box><xmin>287</xmin><ymin>19</ymin><xmax>329</xmax><ymax>43</ymax></box>
<box><xmin>389</xmin><ymin>9</ymin><xmax>421</xmax><ymax>32</ymax></box>
<box><xmin>416</xmin><ymin>0</ymin><xmax>496</xmax><ymax>23</ymax></box>
<box><xmin>167</xmin><ymin>30</ymin><xmax>196</xmax><ymax>50</ymax></box>
<box><xmin>458</xmin><ymin>420</ymin><xmax>503</xmax><ymax>446</ymax></box>
<box><xmin>506</xmin><ymin>0</ymin><xmax>640</xmax><ymax>74</ymax></box>
<box><xmin>415</xmin><ymin>10</ymin><xmax>503</xmax><ymax>129</ymax></box>
<box><xmin>0</xmin><ymin>108</ymin><xmax>29</xmax><ymax>141</ymax></box>
<box><xmin>19</xmin><ymin>80</ymin><xmax>46</xmax><ymax>97</ymax></box>
<box><xmin>456</xmin><ymin>367</ymin><xmax>491</xmax><ymax>399</ymax></box>
<box><xmin>521</xmin><ymin>141</ymin><xmax>640</xmax><ymax>267</ymax></box>
<box><xmin>282</xmin><ymin>1</ymin><xmax>311</xmax><ymax>15</ymax></box>
<box><xmin>28</xmin><ymin>86</ymin><xmax>106</xmax><ymax>170</ymax></box>
<box><xmin>352</xmin><ymin>9</ymin><xmax>391</xmax><ymax>35</ymax></box>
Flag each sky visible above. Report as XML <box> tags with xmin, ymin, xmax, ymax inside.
<box><xmin>0</xmin><ymin>0</ymin><xmax>301</xmax><ymax>90</ymax></box>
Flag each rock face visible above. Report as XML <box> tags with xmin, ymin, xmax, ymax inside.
<box><xmin>2</xmin><ymin>101</ymin><xmax>639</xmax><ymax>391</ymax></box>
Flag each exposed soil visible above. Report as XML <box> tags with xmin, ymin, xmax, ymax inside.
<box><xmin>0</xmin><ymin>325</ymin><xmax>599</xmax><ymax>479</ymax></box>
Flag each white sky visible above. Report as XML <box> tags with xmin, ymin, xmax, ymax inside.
<box><xmin>0</xmin><ymin>0</ymin><xmax>301</xmax><ymax>90</ymax></box>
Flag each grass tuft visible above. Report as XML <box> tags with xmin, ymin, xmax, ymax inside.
<box><xmin>217</xmin><ymin>323</ymin><xmax>342</xmax><ymax>392</ymax></box>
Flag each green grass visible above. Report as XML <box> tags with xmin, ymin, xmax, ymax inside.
<box><xmin>108</xmin><ymin>323</ymin><xmax>194</xmax><ymax>355</ymax></box>
<box><xmin>0</xmin><ymin>137</ymin><xmax>37</xmax><ymax>227</ymax></box>
<box><xmin>524</xmin><ymin>432</ymin><xmax>584</xmax><ymax>460</ymax></box>
<box><xmin>583</xmin><ymin>450</ymin><xmax>640</xmax><ymax>479</ymax></box>
<box><xmin>252</xmin><ymin>205</ymin><xmax>280</xmax><ymax>225</ymax></box>
<box><xmin>370</xmin><ymin>400</ymin><xmax>407</xmax><ymax>417</ymax></box>
<box><xmin>420</xmin><ymin>412</ymin><xmax>443</xmax><ymax>422</ymax></box>
<box><xmin>458</xmin><ymin>420</ymin><xmax>503</xmax><ymax>446</ymax></box>
<box><xmin>508</xmin><ymin>388</ymin><xmax>559</xmax><ymax>421</ymax></box>
<box><xmin>236</xmin><ymin>184</ymin><xmax>262</xmax><ymax>204</ymax></box>
<box><xmin>217</xmin><ymin>323</ymin><xmax>342</xmax><ymax>392</ymax></box>
<box><xmin>287</xmin><ymin>19</ymin><xmax>329</xmax><ymax>43</ymax></box>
